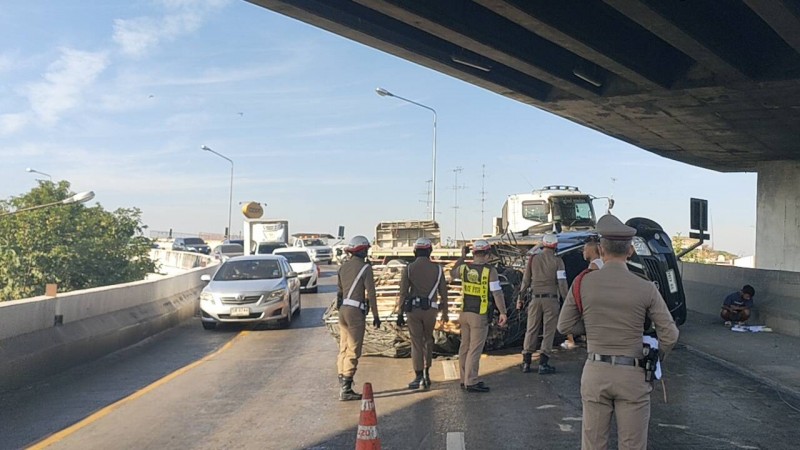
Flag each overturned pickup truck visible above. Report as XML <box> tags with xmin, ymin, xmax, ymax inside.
<box><xmin>322</xmin><ymin>217</ymin><xmax>686</xmax><ymax>357</ymax></box>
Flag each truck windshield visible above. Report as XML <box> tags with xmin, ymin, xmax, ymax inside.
<box><xmin>552</xmin><ymin>197</ymin><xmax>595</xmax><ymax>225</ymax></box>
<box><xmin>522</xmin><ymin>201</ymin><xmax>548</xmax><ymax>222</ymax></box>
<box><xmin>278</xmin><ymin>251</ymin><xmax>311</xmax><ymax>263</ymax></box>
<box><xmin>183</xmin><ymin>238</ymin><xmax>205</xmax><ymax>245</ymax></box>
<box><xmin>302</xmin><ymin>239</ymin><xmax>325</xmax><ymax>246</ymax></box>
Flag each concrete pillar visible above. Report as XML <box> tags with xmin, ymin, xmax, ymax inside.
<box><xmin>756</xmin><ymin>161</ymin><xmax>800</xmax><ymax>271</ymax></box>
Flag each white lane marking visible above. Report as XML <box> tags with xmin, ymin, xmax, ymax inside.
<box><xmin>446</xmin><ymin>432</ymin><xmax>466</xmax><ymax>450</ymax></box>
<box><xmin>442</xmin><ymin>360</ymin><xmax>459</xmax><ymax>380</ymax></box>
<box><xmin>657</xmin><ymin>423</ymin><xmax>689</xmax><ymax>430</ymax></box>
<box><xmin>536</xmin><ymin>404</ymin><xmax>557</xmax><ymax>409</ymax></box>
<box><xmin>562</xmin><ymin>417</ymin><xmax>583</xmax><ymax>422</ymax></box>
<box><xmin>558</xmin><ymin>424</ymin><xmax>573</xmax><ymax>432</ymax></box>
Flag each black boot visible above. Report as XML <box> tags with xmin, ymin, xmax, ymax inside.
<box><xmin>340</xmin><ymin>376</ymin><xmax>362</xmax><ymax>401</ymax></box>
<box><xmin>538</xmin><ymin>354</ymin><xmax>556</xmax><ymax>375</ymax></box>
<box><xmin>422</xmin><ymin>368</ymin><xmax>431</xmax><ymax>389</ymax></box>
<box><xmin>408</xmin><ymin>370</ymin><xmax>424</xmax><ymax>389</ymax></box>
<box><xmin>521</xmin><ymin>353</ymin><xmax>532</xmax><ymax>373</ymax></box>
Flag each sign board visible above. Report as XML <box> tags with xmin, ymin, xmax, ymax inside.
<box><xmin>337</xmin><ymin>226</ymin><xmax>345</xmax><ymax>239</ymax></box>
<box><xmin>690</xmin><ymin>198</ymin><xmax>708</xmax><ymax>231</ymax></box>
<box><xmin>241</xmin><ymin>202</ymin><xmax>264</xmax><ymax>219</ymax></box>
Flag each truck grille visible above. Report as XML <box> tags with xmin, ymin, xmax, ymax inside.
<box><xmin>220</xmin><ymin>295</ymin><xmax>262</xmax><ymax>305</ymax></box>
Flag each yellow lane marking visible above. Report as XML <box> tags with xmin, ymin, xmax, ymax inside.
<box><xmin>27</xmin><ymin>330</ymin><xmax>249</xmax><ymax>449</ymax></box>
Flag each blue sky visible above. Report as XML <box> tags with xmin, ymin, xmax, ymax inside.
<box><xmin>1</xmin><ymin>0</ymin><xmax>756</xmax><ymax>255</ymax></box>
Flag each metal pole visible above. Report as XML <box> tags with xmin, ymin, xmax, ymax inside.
<box><xmin>201</xmin><ymin>145</ymin><xmax>234</xmax><ymax>239</ymax></box>
<box><xmin>376</xmin><ymin>88</ymin><xmax>437</xmax><ymax>222</ymax></box>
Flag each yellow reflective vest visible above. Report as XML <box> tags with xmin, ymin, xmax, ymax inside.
<box><xmin>460</xmin><ymin>264</ymin><xmax>490</xmax><ymax>315</ymax></box>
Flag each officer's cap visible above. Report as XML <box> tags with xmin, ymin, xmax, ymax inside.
<box><xmin>595</xmin><ymin>214</ymin><xmax>636</xmax><ymax>241</ymax></box>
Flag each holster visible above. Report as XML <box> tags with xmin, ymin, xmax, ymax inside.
<box><xmin>419</xmin><ymin>297</ymin><xmax>431</xmax><ymax>310</ymax></box>
<box><xmin>336</xmin><ymin>292</ymin><xmax>343</xmax><ymax>310</ymax></box>
<box><xmin>642</xmin><ymin>345</ymin><xmax>659</xmax><ymax>382</ymax></box>
<box><xmin>403</xmin><ymin>297</ymin><xmax>413</xmax><ymax>313</ymax></box>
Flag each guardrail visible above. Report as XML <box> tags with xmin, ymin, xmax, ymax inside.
<box><xmin>679</xmin><ymin>262</ymin><xmax>800</xmax><ymax>336</ymax></box>
<box><xmin>0</xmin><ymin>251</ymin><xmax>216</xmax><ymax>390</ymax></box>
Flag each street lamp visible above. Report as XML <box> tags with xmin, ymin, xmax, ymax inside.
<box><xmin>201</xmin><ymin>145</ymin><xmax>234</xmax><ymax>239</ymax></box>
<box><xmin>26</xmin><ymin>168</ymin><xmax>52</xmax><ymax>181</ymax></box>
<box><xmin>0</xmin><ymin>191</ymin><xmax>95</xmax><ymax>217</ymax></box>
<box><xmin>376</xmin><ymin>87</ymin><xmax>438</xmax><ymax>222</ymax></box>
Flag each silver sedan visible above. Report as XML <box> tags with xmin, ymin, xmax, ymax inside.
<box><xmin>199</xmin><ymin>255</ymin><xmax>301</xmax><ymax>329</ymax></box>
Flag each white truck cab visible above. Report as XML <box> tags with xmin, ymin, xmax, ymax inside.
<box><xmin>500</xmin><ymin>185</ymin><xmax>612</xmax><ymax>234</ymax></box>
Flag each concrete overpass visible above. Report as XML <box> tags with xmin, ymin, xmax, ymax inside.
<box><xmin>248</xmin><ymin>0</ymin><xmax>800</xmax><ymax>271</ymax></box>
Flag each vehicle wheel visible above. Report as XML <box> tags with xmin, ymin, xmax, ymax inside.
<box><xmin>279</xmin><ymin>304</ymin><xmax>293</xmax><ymax>328</ymax></box>
<box><xmin>202</xmin><ymin>321</ymin><xmax>217</xmax><ymax>330</ymax></box>
<box><xmin>294</xmin><ymin>293</ymin><xmax>302</xmax><ymax>316</ymax></box>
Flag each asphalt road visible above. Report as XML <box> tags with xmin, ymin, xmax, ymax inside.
<box><xmin>2</xmin><ymin>267</ymin><xmax>798</xmax><ymax>449</ymax></box>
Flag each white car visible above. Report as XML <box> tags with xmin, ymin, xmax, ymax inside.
<box><xmin>199</xmin><ymin>255</ymin><xmax>301</xmax><ymax>329</ymax></box>
<box><xmin>291</xmin><ymin>238</ymin><xmax>333</xmax><ymax>264</ymax></box>
<box><xmin>273</xmin><ymin>248</ymin><xmax>319</xmax><ymax>293</ymax></box>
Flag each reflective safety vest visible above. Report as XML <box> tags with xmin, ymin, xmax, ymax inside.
<box><xmin>460</xmin><ymin>264</ymin><xmax>490</xmax><ymax>315</ymax></box>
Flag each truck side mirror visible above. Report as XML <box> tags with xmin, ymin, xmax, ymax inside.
<box><xmin>608</xmin><ymin>199</ymin><xmax>615</xmax><ymax>210</ymax></box>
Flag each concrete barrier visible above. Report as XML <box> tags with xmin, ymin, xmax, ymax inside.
<box><xmin>680</xmin><ymin>262</ymin><xmax>800</xmax><ymax>336</ymax></box>
<box><xmin>0</xmin><ymin>254</ymin><xmax>216</xmax><ymax>391</ymax></box>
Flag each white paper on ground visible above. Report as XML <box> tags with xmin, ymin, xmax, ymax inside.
<box><xmin>731</xmin><ymin>325</ymin><xmax>772</xmax><ymax>333</ymax></box>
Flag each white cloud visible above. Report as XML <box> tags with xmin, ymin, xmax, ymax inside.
<box><xmin>24</xmin><ymin>48</ymin><xmax>109</xmax><ymax>125</ymax></box>
<box><xmin>0</xmin><ymin>53</ymin><xmax>13</xmax><ymax>73</ymax></box>
<box><xmin>113</xmin><ymin>0</ymin><xmax>229</xmax><ymax>58</ymax></box>
<box><xmin>0</xmin><ymin>113</ymin><xmax>30</xmax><ymax>136</ymax></box>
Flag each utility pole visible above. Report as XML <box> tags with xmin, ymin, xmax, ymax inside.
<box><xmin>452</xmin><ymin>167</ymin><xmax>465</xmax><ymax>245</ymax></box>
<box><xmin>419</xmin><ymin>179</ymin><xmax>433</xmax><ymax>219</ymax></box>
<box><xmin>480</xmin><ymin>164</ymin><xmax>487</xmax><ymax>236</ymax></box>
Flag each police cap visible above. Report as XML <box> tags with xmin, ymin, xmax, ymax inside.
<box><xmin>595</xmin><ymin>214</ymin><xmax>636</xmax><ymax>241</ymax></box>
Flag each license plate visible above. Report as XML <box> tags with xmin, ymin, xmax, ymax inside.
<box><xmin>230</xmin><ymin>307</ymin><xmax>250</xmax><ymax>317</ymax></box>
<box><xmin>665</xmin><ymin>269</ymin><xmax>679</xmax><ymax>294</ymax></box>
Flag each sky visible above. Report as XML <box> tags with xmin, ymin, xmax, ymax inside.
<box><xmin>0</xmin><ymin>0</ymin><xmax>757</xmax><ymax>256</ymax></box>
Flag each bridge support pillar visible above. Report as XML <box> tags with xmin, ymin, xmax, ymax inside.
<box><xmin>756</xmin><ymin>161</ymin><xmax>800</xmax><ymax>271</ymax></box>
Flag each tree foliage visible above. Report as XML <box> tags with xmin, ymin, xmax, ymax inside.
<box><xmin>0</xmin><ymin>182</ymin><xmax>156</xmax><ymax>301</ymax></box>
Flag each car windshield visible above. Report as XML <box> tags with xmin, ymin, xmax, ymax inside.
<box><xmin>183</xmin><ymin>238</ymin><xmax>206</xmax><ymax>245</ymax></box>
<box><xmin>214</xmin><ymin>259</ymin><xmax>282</xmax><ymax>281</ymax></box>
<box><xmin>278</xmin><ymin>251</ymin><xmax>311</xmax><ymax>263</ymax></box>
<box><xmin>219</xmin><ymin>244</ymin><xmax>243</xmax><ymax>254</ymax></box>
<box><xmin>302</xmin><ymin>239</ymin><xmax>325</xmax><ymax>246</ymax></box>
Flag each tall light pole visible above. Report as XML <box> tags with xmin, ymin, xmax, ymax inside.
<box><xmin>26</xmin><ymin>168</ymin><xmax>52</xmax><ymax>181</ymax></box>
<box><xmin>201</xmin><ymin>145</ymin><xmax>234</xmax><ymax>239</ymax></box>
<box><xmin>376</xmin><ymin>87</ymin><xmax>438</xmax><ymax>222</ymax></box>
<box><xmin>0</xmin><ymin>191</ymin><xmax>95</xmax><ymax>217</ymax></box>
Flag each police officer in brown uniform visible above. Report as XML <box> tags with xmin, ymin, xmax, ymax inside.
<box><xmin>557</xmin><ymin>214</ymin><xmax>679</xmax><ymax>450</ymax></box>
<box><xmin>518</xmin><ymin>232</ymin><xmax>568</xmax><ymax>374</ymax></box>
<box><xmin>396</xmin><ymin>237</ymin><xmax>449</xmax><ymax>389</ymax></box>
<box><xmin>336</xmin><ymin>235</ymin><xmax>380</xmax><ymax>401</ymax></box>
<box><xmin>450</xmin><ymin>240</ymin><xmax>508</xmax><ymax>393</ymax></box>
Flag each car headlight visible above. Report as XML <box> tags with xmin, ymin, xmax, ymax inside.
<box><xmin>631</xmin><ymin>237</ymin><xmax>652</xmax><ymax>256</ymax></box>
<box><xmin>264</xmin><ymin>289</ymin><xmax>287</xmax><ymax>303</ymax></box>
<box><xmin>200</xmin><ymin>292</ymin><xmax>216</xmax><ymax>304</ymax></box>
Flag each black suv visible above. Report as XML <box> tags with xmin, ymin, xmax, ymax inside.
<box><xmin>172</xmin><ymin>237</ymin><xmax>211</xmax><ymax>254</ymax></box>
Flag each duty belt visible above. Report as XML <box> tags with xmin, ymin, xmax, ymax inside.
<box><xmin>588</xmin><ymin>353</ymin><xmax>642</xmax><ymax>367</ymax></box>
<box><xmin>533</xmin><ymin>293</ymin><xmax>558</xmax><ymax>299</ymax></box>
<box><xmin>409</xmin><ymin>297</ymin><xmax>438</xmax><ymax>309</ymax></box>
<box><xmin>342</xmin><ymin>299</ymin><xmax>366</xmax><ymax>311</ymax></box>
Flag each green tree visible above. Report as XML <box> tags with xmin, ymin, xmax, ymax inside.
<box><xmin>0</xmin><ymin>181</ymin><xmax>156</xmax><ymax>301</ymax></box>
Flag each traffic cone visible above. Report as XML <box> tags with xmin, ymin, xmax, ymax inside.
<box><xmin>355</xmin><ymin>382</ymin><xmax>381</xmax><ymax>450</ymax></box>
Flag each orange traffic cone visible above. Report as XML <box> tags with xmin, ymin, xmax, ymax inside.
<box><xmin>355</xmin><ymin>382</ymin><xmax>381</xmax><ymax>450</ymax></box>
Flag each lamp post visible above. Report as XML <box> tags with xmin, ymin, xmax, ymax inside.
<box><xmin>376</xmin><ymin>87</ymin><xmax>438</xmax><ymax>222</ymax></box>
<box><xmin>0</xmin><ymin>191</ymin><xmax>95</xmax><ymax>217</ymax></box>
<box><xmin>26</xmin><ymin>168</ymin><xmax>52</xmax><ymax>181</ymax></box>
<box><xmin>201</xmin><ymin>145</ymin><xmax>234</xmax><ymax>239</ymax></box>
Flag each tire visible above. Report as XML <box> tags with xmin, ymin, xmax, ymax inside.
<box><xmin>293</xmin><ymin>292</ymin><xmax>302</xmax><ymax>316</ymax></box>
<box><xmin>202</xmin><ymin>321</ymin><xmax>217</xmax><ymax>330</ymax></box>
<box><xmin>308</xmin><ymin>286</ymin><xmax>318</xmax><ymax>294</ymax></box>
<box><xmin>278</xmin><ymin>302</ymin><xmax>293</xmax><ymax>328</ymax></box>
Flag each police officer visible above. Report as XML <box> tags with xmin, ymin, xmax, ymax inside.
<box><xmin>336</xmin><ymin>235</ymin><xmax>380</xmax><ymax>401</ymax></box>
<box><xmin>557</xmin><ymin>214</ymin><xmax>679</xmax><ymax>450</ymax></box>
<box><xmin>450</xmin><ymin>240</ymin><xmax>508</xmax><ymax>393</ymax></box>
<box><xmin>396</xmin><ymin>238</ymin><xmax>449</xmax><ymax>389</ymax></box>
<box><xmin>517</xmin><ymin>232</ymin><xmax>568</xmax><ymax>374</ymax></box>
